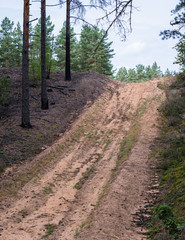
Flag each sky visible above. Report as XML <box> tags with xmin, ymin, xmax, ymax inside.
<box><xmin>0</xmin><ymin>0</ymin><xmax>181</xmax><ymax>73</ymax></box>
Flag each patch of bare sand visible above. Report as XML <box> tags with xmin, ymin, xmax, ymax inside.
<box><xmin>0</xmin><ymin>77</ymin><xmax>169</xmax><ymax>240</ymax></box>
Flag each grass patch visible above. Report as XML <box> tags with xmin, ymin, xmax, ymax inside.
<box><xmin>104</xmin><ymin>138</ymin><xmax>111</xmax><ymax>150</ymax></box>
<box><xmin>74</xmin><ymin>228</ymin><xmax>79</xmax><ymax>237</ymax></box>
<box><xmin>74</xmin><ymin>168</ymin><xmax>94</xmax><ymax>190</ymax></box>
<box><xmin>117</xmin><ymin>123</ymin><xmax>140</xmax><ymax>167</ymax></box>
<box><xmin>157</xmin><ymin>82</ymin><xmax>169</xmax><ymax>91</ymax></box>
<box><xmin>43</xmin><ymin>186</ymin><xmax>53</xmax><ymax>195</ymax></box>
<box><xmin>96</xmin><ymin>179</ymin><xmax>111</xmax><ymax>206</ymax></box>
<box><xmin>42</xmin><ymin>224</ymin><xmax>56</xmax><ymax>238</ymax></box>
<box><xmin>74</xmin><ymin>217</ymin><xmax>92</xmax><ymax>237</ymax></box>
<box><xmin>85</xmin><ymin>129</ymin><xmax>100</xmax><ymax>143</ymax></box>
<box><xmin>80</xmin><ymin>217</ymin><xmax>91</xmax><ymax>230</ymax></box>
<box><xmin>73</xmin><ymin>126</ymin><xmax>85</xmax><ymax>141</ymax></box>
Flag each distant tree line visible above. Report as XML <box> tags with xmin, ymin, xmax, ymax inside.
<box><xmin>116</xmin><ymin>62</ymin><xmax>175</xmax><ymax>83</ymax></box>
<box><xmin>0</xmin><ymin>16</ymin><xmax>114</xmax><ymax>80</ymax></box>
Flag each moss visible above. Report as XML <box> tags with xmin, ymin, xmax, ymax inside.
<box><xmin>117</xmin><ymin>123</ymin><xmax>140</xmax><ymax>166</ymax></box>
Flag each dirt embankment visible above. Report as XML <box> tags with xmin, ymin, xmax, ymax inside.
<box><xmin>0</xmin><ymin>71</ymin><xmax>172</xmax><ymax>240</ymax></box>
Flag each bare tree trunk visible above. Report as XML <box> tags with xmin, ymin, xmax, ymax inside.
<box><xmin>21</xmin><ymin>0</ymin><xmax>31</xmax><ymax>128</ymax></box>
<box><xmin>41</xmin><ymin>0</ymin><xmax>49</xmax><ymax>109</ymax></box>
<box><xmin>46</xmin><ymin>35</ymin><xmax>54</xmax><ymax>79</ymax></box>
<box><xmin>65</xmin><ymin>0</ymin><xmax>71</xmax><ymax>81</ymax></box>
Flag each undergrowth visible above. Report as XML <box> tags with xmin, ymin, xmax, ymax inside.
<box><xmin>148</xmin><ymin>73</ymin><xmax>185</xmax><ymax>240</ymax></box>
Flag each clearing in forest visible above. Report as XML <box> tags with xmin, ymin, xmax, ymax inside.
<box><xmin>0</xmin><ymin>72</ymin><xmax>171</xmax><ymax>240</ymax></box>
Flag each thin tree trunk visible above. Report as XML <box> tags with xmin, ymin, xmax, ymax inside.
<box><xmin>65</xmin><ymin>0</ymin><xmax>71</xmax><ymax>81</ymax></box>
<box><xmin>41</xmin><ymin>0</ymin><xmax>49</xmax><ymax>109</ymax></box>
<box><xmin>21</xmin><ymin>0</ymin><xmax>31</xmax><ymax>128</ymax></box>
<box><xmin>46</xmin><ymin>35</ymin><xmax>54</xmax><ymax>79</ymax></box>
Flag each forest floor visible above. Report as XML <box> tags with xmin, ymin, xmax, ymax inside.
<box><xmin>0</xmin><ymin>68</ymin><xmax>173</xmax><ymax>240</ymax></box>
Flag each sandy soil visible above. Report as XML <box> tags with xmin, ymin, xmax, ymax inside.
<box><xmin>0</xmin><ymin>73</ymin><xmax>170</xmax><ymax>240</ymax></box>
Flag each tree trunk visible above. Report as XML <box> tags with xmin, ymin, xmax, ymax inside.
<box><xmin>21</xmin><ymin>0</ymin><xmax>31</xmax><ymax>128</ymax></box>
<box><xmin>65</xmin><ymin>0</ymin><xmax>71</xmax><ymax>81</ymax></box>
<box><xmin>41</xmin><ymin>0</ymin><xmax>49</xmax><ymax>109</ymax></box>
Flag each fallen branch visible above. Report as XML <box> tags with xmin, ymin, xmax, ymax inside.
<box><xmin>31</xmin><ymin>95</ymin><xmax>39</xmax><ymax>100</ymax></box>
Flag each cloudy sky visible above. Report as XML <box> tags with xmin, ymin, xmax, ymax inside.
<box><xmin>0</xmin><ymin>0</ymin><xmax>180</xmax><ymax>73</ymax></box>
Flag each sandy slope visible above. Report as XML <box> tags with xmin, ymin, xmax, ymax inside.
<box><xmin>0</xmin><ymin>77</ymin><xmax>168</xmax><ymax>240</ymax></box>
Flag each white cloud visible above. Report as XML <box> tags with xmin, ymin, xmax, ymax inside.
<box><xmin>119</xmin><ymin>41</ymin><xmax>146</xmax><ymax>55</ymax></box>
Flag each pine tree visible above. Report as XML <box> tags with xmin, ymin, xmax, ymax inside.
<box><xmin>126</xmin><ymin>68</ymin><xmax>137</xmax><ymax>82</ymax></box>
<box><xmin>0</xmin><ymin>17</ymin><xmax>14</xmax><ymax>67</ymax></box>
<box><xmin>55</xmin><ymin>22</ymin><xmax>79</xmax><ymax>72</ymax></box>
<box><xmin>116</xmin><ymin>67</ymin><xmax>127</xmax><ymax>82</ymax></box>
<box><xmin>29</xmin><ymin>16</ymin><xmax>55</xmax><ymax>82</ymax></box>
<box><xmin>12</xmin><ymin>22</ymin><xmax>23</xmax><ymax>67</ymax></box>
<box><xmin>151</xmin><ymin>62</ymin><xmax>162</xmax><ymax>78</ymax></box>
<box><xmin>160</xmin><ymin>0</ymin><xmax>185</xmax><ymax>70</ymax></box>
<box><xmin>164</xmin><ymin>68</ymin><xmax>172</xmax><ymax>76</ymax></box>
<box><xmin>174</xmin><ymin>35</ymin><xmax>185</xmax><ymax>70</ymax></box>
<box><xmin>145</xmin><ymin>65</ymin><xmax>154</xmax><ymax>80</ymax></box>
<box><xmin>79</xmin><ymin>25</ymin><xmax>114</xmax><ymax>76</ymax></box>
<box><xmin>116</xmin><ymin>62</ymin><xmax>164</xmax><ymax>83</ymax></box>
<box><xmin>136</xmin><ymin>64</ymin><xmax>145</xmax><ymax>81</ymax></box>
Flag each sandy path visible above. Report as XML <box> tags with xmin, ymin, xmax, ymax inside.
<box><xmin>0</xmin><ymin>78</ymin><xmax>166</xmax><ymax>240</ymax></box>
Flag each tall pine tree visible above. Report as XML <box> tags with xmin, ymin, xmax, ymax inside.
<box><xmin>55</xmin><ymin>22</ymin><xmax>79</xmax><ymax>72</ymax></box>
<box><xmin>12</xmin><ymin>22</ymin><xmax>23</xmax><ymax>67</ymax></box>
<box><xmin>29</xmin><ymin>16</ymin><xmax>55</xmax><ymax>82</ymax></box>
<box><xmin>0</xmin><ymin>17</ymin><xmax>14</xmax><ymax>67</ymax></box>
<box><xmin>79</xmin><ymin>25</ymin><xmax>114</xmax><ymax>76</ymax></box>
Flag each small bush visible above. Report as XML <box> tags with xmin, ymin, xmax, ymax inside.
<box><xmin>148</xmin><ymin>204</ymin><xmax>180</xmax><ymax>239</ymax></box>
<box><xmin>171</xmin><ymin>72</ymin><xmax>185</xmax><ymax>89</ymax></box>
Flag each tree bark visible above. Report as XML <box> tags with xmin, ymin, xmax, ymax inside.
<box><xmin>65</xmin><ymin>0</ymin><xmax>71</xmax><ymax>81</ymax></box>
<box><xmin>21</xmin><ymin>0</ymin><xmax>31</xmax><ymax>128</ymax></box>
<box><xmin>41</xmin><ymin>0</ymin><xmax>49</xmax><ymax>109</ymax></box>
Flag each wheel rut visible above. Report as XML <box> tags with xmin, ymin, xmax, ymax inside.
<box><xmin>0</xmin><ymin>78</ymin><xmax>166</xmax><ymax>240</ymax></box>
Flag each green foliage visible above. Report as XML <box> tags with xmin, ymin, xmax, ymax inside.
<box><xmin>0</xmin><ymin>16</ymin><xmax>114</xmax><ymax>77</ymax></box>
<box><xmin>12</xmin><ymin>22</ymin><xmax>22</xmax><ymax>66</ymax></box>
<box><xmin>0</xmin><ymin>17</ymin><xmax>14</xmax><ymax>67</ymax></box>
<box><xmin>43</xmin><ymin>186</ymin><xmax>53</xmax><ymax>194</ymax></box>
<box><xmin>55</xmin><ymin>21</ymin><xmax>80</xmax><ymax>72</ymax></box>
<box><xmin>42</xmin><ymin>224</ymin><xmax>56</xmax><ymax>238</ymax></box>
<box><xmin>0</xmin><ymin>75</ymin><xmax>10</xmax><ymax>105</ymax></box>
<box><xmin>78</xmin><ymin>25</ymin><xmax>114</xmax><ymax>76</ymax></box>
<box><xmin>74</xmin><ymin>168</ymin><xmax>94</xmax><ymax>190</ymax></box>
<box><xmin>174</xmin><ymin>36</ymin><xmax>185</xmax><ymax>70</ymax></box>
<box><xmin>160</xmin><ymin>0</ymin><xmax>185</xmax><ymax>40</ymax></box>
<box><xmin>160</xmin><ymin>1</ymin><xmax>185</xmax><ymax>70</ymax></box>
<box><xmin>0</xmin><ymin>18</ymin><xmax>23</xmax><ymax>68</ymax></box>
<box><xmin>29</xmin><ymin>16</ymin><xmax>55</xmax><ymax>82</ymax></box>
<box><xmin>148</xmin><ymin>204</ymin><xmax>179</xmax><ymax>239</ymax></box>
<box><xmin>116</xmin><ymin>66</ymin><xmax>127</xmax><ymax>81</ymax></box>
<box><xmin>116</xmin><ymin>62</ymin><xmax>164</xmax><ymax>82</ymax></box>
<box><xmin>148</xmin><ymin>73</ymin><xmax>185</xmax><ymax>239</ymax></box>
